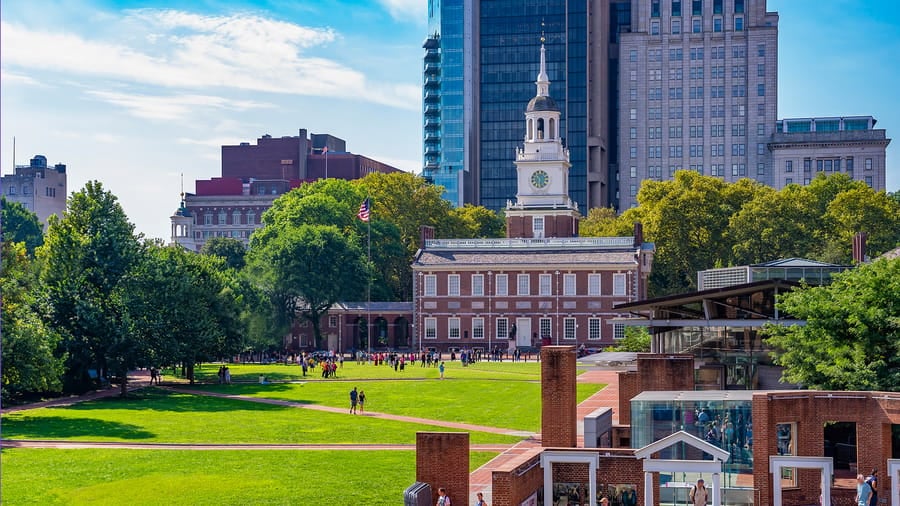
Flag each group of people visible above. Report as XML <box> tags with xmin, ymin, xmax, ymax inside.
<box><xmin>217</xmin><ymin>365</ymin><xmax>232</xmax><ymax>384</ymax></box>
<box><xmin>348</xmin><ymin>386</ymin><xmax>367</xmax><ymax>414</ymax></box>
<box><xmin>856</xmin><ymin>469</ymin><xmax>878</xmax><ymax>506</ymax></box>
<box><xmin>148</xmin><ymin>367</ymin><xmax>162</xmax><ymax>385</ymax></box>
<box><xmin>433</xmin><ymin>488</ymin><xmax>488</xmax><ymax>506</ymax></box>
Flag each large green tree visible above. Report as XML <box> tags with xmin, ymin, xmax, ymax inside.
<box><xmin>763</xmin><ymin>258</ymin><xmax>900</xmax><ymax>390</ymax></box>
<box><xmin>1</xmin><ymin>198</ymin><xmax>44</xmax><ymax>254</ymax></box>
<box><xmin>200</xmin><ymin>236</ymin><xmax>247</xmax><ymax>270</ymax></box>
<box><xmin>39</xmin><ymin>181</ymin><xmax>142</xmax><ymax>394</ymax></box>
<box><xmin>249</xmin><ymin>225</ymin><xmax>367</xmax><ymax>349</ymax></box>
<box><xmin>1</xmin><ymin>241</ymin><xmax>65</xmax><ymax>400</ymax></box>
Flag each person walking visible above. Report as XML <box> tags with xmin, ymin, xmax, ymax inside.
<box><xmin>474</xmin><ymin>491</ymin><xmax>487</xmax><ymax>506</ymax></box>
<box><xmin>865</xmin><ymin>469</ymin><xmax>878</xmax><ymax>506</ymax></box>
<box><xmin>358</xmin><ymin>390</ymin><xmax>366</xmax><ymax>413</ymax></box>
<box><xmin>856</xmin><ymin>474</ymin><xmax>873</xmax><ymax>506</ymax></box>
<box><xmin>436</xmin><ymin>487</ymin><xmax>451</xmax><ymax>506</ymax></box>
<box><xmin>439</xmin><ymin>361</ymin><xmax>445</xmax><ymax>380</ymax></box>
<box><xmin>689</xmin><ymin>478</ymin><xmax>708</xmax><ymax>506</ymax></box>
<box><xmin>349</xmin><ymin>387</ymin><xmax>359</xmax><ymax>414</ymax></box>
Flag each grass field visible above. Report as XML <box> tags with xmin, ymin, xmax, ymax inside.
<box><xmin>2</xmin><ymin>360</ymin><xmax>609</xmax><ymax>503</ymax></box>
<box><xmin>1</xmin><ymin>449</ymin><xmax>497</xmax><ymax>505</ymax></box>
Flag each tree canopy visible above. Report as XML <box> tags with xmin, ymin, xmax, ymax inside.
<box><xmin>763</xmin><ymin>258</ymin><xmax>900</xmax><ymax>391</ymax></box>
<box><xmin>1</xmin><ymin>197</ymin><xmax>44</xmax><ymax>254</ymax></box>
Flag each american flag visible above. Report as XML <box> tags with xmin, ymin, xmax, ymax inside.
<box><xmin>357</xmin><ymin>198</ymin><xmax>370</xmax><ymax>222</ymax></box>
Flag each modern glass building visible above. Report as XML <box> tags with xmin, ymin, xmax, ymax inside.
<box><xmin>423</xmin><ymin>0</ymin><xmax>612</xmax><ymax>213</ymax></box>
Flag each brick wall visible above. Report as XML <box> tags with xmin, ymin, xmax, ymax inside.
<box><xmin>490</xmin><ymin>450</ymin><xmax>544</xmax><ymax>506</ymax></box>
<box><xmin>416</xmin><ymin>432</ymin><xmax>470</xmax><ymax>506</ymax></box>
<box><xmin>753</xmin><ymin>391</ymin><xmax>900</xmax><ymax>506</ymax></box>
<box><xmin>542</xmin><ymin>346</ymin><xmax>578</xmax><ymax>447</ymax></box>
<box><xmin>616</xmin><ymin>355</ymin><xmax>694</xmax><ymax>431</ymax></box>
<box><xmin>618</xmin><ymin>371</ymin><xmax>640</xmax><ymax>427</ymax></box>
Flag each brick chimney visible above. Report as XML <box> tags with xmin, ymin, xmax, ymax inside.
<box><xmin>420</xmin><ymin>225</ymin><xmax>435</xmax><ymax>250</ymax></box>
<box><xmin>852</xmin><ymin>232</ymin><xmax>868</xmax><ymax>264</ymax></box>
<box><xmin>633</xmin><ymin>222</ymin><xmax>644</xmax><ymax>247</ymax></box>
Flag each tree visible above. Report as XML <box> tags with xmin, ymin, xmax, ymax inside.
<box><xmin>1</xmin><ymin>241</ymin><xmax>65</xmax><ymax>400</ymax></box>
<box><xmin>579</xmin><ymin>207</ymin><xmax>633</xmax><ymax>238</ymax></box>
<box><xmin>125</xmin><ymin>243</ymin><xmax>244</xmax><ymax>383</ymax></box>
<box><xmin>200</xmin><ymin>236</ymin><xmax>247</xmax><ymax>270</ymax></box>
<box><xmin>448</xmin><ymin>204</ymin><xmax>506</xmax><ymax>238</ymax></box>
<box><xmin>38</xmin><ymin>181</ymin><xmax>142</xmax><ymax>395</ymax></box>
<box><xmin>821</xmin><ymin>186</ymin><xmax>900</xmax><ymax>263</ymax></box>
<box><xmin>249</xmin><ymin>225</ymin><xmax>367</xmax><ymax>349</ymax></box>
<box><xmin>763</xmin><ymin>258</ymin><xmax>900</xmax><ymax>391</ymax></box>
<box><xmin>1</xmin><ymin>198</ymin><xmax>44</xmax><ymax>254</ymax></box>
<box><xmin>606</xmin><ymin>327</ymin><xmax>652</xmax><ymax>352</ymax></box>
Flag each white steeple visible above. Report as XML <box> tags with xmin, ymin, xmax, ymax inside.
<box><xmin>536</xmin><ymin>38</ymin><xmax>550</xmax><ymax>98</ymax></box>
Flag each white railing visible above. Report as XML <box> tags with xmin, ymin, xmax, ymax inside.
<box><xmin>424</xmin><ymin>236</ymin><xmax>635</xmax><ymax>250</ymax></box>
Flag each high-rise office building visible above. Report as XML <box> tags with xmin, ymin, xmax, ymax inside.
<box><xmin>422</xmin><ymin>0</ymin><xmax>611</xmax><ymax>212</ymax></box>
<box><xmin>617</xmin><ymin>0</ymin><xmax>779</xmax><ymax>208</ymax></box>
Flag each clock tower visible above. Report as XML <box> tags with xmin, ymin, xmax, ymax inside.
<box><xmin>506</xmin><ymin>40</ymin><xmax>580</xmax><ymax>239</ymax></box>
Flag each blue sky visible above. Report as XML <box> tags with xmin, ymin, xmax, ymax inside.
<box><xmin>1</xmin><ymin>0</ymin><xmax>898</xmax><ymax>241</ymax></box>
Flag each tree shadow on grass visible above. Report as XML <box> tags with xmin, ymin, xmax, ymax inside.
<box><xmin>63</xmin><ymin>387</ymin><xmax>315</xmax><ymax>413</ymax></box>
<box><xmin>2</xmin><ymin>416</ymin><xmax>156</xmax><ymax>440</ymax></box>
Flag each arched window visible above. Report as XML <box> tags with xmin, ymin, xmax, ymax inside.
<box><xmin>537</xmin><ymin>118</ymin><xmax>545</xmax><ymax>139</ymax></box>
<box><xmin>549</xmin><ymin>118</ymin><xmax>556</xmax><ymax>139</ymax></box>
<box><xmin>218</xmin><ymin>210</ymin><xmax>227</xmax><ymax>225</ymax></box>
<box><xmin>527</xmin><ymin>119</ymin><xmax>534</xmax><ymax>140</ymax></box>
<box><xmin>232</xmin><ymin>210</ymin><xmax>242</xmax><ymax>225</ymax></box>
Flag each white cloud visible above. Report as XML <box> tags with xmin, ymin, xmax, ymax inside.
<box><xmin>0</xmin><ymin>9</ymin><xmax>419</xmax><ymax>110</ymax></box>
<box><xmin>0</xmin><ymin>69</ymin><xmax>47</xmax><ymax>87</ymax></box>
<box><xmin>86</xmin><ymin>90</ymin><xmax>274</xmax><ymax>120</ymax></box>
<box><xmin>378</xmin><ymin>0</ymin><xmax>427</xmax><ymax>23</ymax></box>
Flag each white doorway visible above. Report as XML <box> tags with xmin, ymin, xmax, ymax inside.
<box><xmin>516</xmin><ymin>317</ymin><xmax>532</xmax><ymax>348</ymax></box>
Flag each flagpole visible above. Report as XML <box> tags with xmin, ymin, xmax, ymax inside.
<box><xmin>366</xmin><ymin>196</ymin><xmax>371</xmax><ymax>354</ymax></box>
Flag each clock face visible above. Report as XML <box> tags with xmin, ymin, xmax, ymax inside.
<box><xmin>530</xmin><ymin>170</ymin><xmax>550</xmax><ymax>189</ymax></box>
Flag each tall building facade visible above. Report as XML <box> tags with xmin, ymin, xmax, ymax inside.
<box><xmin>769</xmin><ymin>116</ymin><xmax>890</xmax><ymax>190</ymax></box>
<box><xmin>170</xmin><ymin>129</ymin><xmax>401</xmax><ymax>251</ymax></box>
<box><xmin>617</xmin><ymin>0</ymin><xmax>779</xmax><ymax>208</ymax></box>
<box><xmin>2</xmin><ymin>154</ymin><xmax>67</xmax><ymax>229</ymax></box>
<box><xmin>422</xmin><ymin>0</ymin><xmax>611</xmax><ymax>212</ymax></box>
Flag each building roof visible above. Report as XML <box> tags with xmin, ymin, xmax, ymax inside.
<box><xmin>526</xmin><ymin>95</ymin><xmax>559</xmax><ymax>112</ymax></box>
<box><xmin>751</xmin><ymin>258</ymin><xmax>844</xmax><ymax>268</ymax></box>
<box><xmin>631</xmin><ymin>390</ymin><xmax>756</xmax><ymax>402</ymax></box>
<box><xmin>331</xmin><ymin>302</ymin><xmax>413</xmax><ymax>312</ymax></box>
<box><xmin>414</xmin><ymin>249</ymin><xmax>639</xmax><ymax>268</ymax></box>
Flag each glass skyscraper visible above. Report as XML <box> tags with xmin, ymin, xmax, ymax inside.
<box><xmin>423</xmin><ymin>0</ymin><xmax>609</xmax><ymax>213</ymax></box>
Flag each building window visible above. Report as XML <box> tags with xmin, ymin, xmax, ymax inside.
<box><xmin>785</xmin><ymin>160</ymin><xmax>793</xmax><ymax>173</ymax></box>
<box><xmin>613</xmin><ymin>324</ymin><xmax>626</xmax><ymax>340</ymax></box>
<box><xmin>757</xmin><ymin>163</ymin><xmax>766</xmax><ymax>175</ymax></box>
<box><xmin>448</xmin><ymin>318</ymin><xmax>461</xmax><ymax>339</ymax></box>
<box><xmin>538</xmin><ymin>317</ymin><xmax>551</xmax><ymax>340</ymax></box>
<box><xmin>651</xmin><ymin>20</ymin><xmax>660</xmax><ymax>35</ymax></box>
<box><xmin>495</xmin><ymin>274</ymin><xmax>508</xmax><ymax>296</ymax></box>
<box><xmin>803</xmin><ymin>158</ymin><xmax>812</xmax><ymax>172</ymax></box>
<box><xmin>630</xmin><ymin>127</ymin><xmax>637</xmax><ymax>139</ymax></box>
<box><xmin>734</xmin><ymin>16</ymin><xmax>744</xmax><ymax>31</ymax></box>
<box><xmin>630</xmin><ymin>108</ymin><xmax>637</xmax><ymax>120</ymax></box>
<box><xmin>846</xmin><ymin>157</ymin><xmax>854</xmax><ymax>172</ymax></box>
<box><xmin>629</xmin><ymin>49</ymin><xmax>638</xmax><ymax>62</ymax></box>
<box><xmin>448</xmin><ymin>274</ymin><xmax>460</xmax><ymax>296</ymax></box>
<box><xmin>232</xmin><ymin>210</ymin><xmax>242</xmax><ymax>224</ymax></box>
<box><xmin>817</xmin><ymin>159</ymin><xmax>824</xmax><ymax>172</ymax></box>
<box><xmin>588</xmin><ymin>274</ymin><xmax>601</xmax><ymax>296</ymax></box>
<box><xmin>496</xmin><ymin>318</ymin><xmax>508</xmax><ymax>341</ymax></box>
<box><xmin>564</xmin><ymin>318</ymin><xmax>577</xmax><ymax>340</ymax></box>
<box><xmin>734</xmin><ymin>0</ymin><xmax>744</xmax><ymax>13</ymax></box>
<box><xmin>6</xmin><ymin>186</ymin><xmax>15</xmax><ymax>195</ymax></box>
<box><xmin>672</xmin><ymin>0</ymin><xmax>682</xmax><ymax>16</ymax></box>
<box><xmin>613</xmin><ymin>273</ymin><xmax>627</xmax><ymax>296</ymax></box>
<box><xmin>713</xmin><ymin>0</ymin><xmax>723</xmax><ymax>14</ymax></box>
<box><xmin>785</xmin><ymin>178</ymin><xmax>793</xmax><ymax>185</ymax></box>
<box><xmin>630</xmin><ymin>146</ymin><xmax>637</xmax><ymax>158</ymax></box>
<box><xmin>758</xmin><ymin>64</ymin><xmax>766</xmax><ymax>77</ymax></box>
<box><xmin>757</xmin><ymin>84</ymin><xmax>765</xmax><ymax>96</ymax></box>
<box><xmin>651</xmin><ymin>0</ymin><xmax>661</xmax><ymax>17</ymax></box>
<box><xmin>533</xmin><ymin>216</ymin><xmax>544</xmax><ymax>238</ymax></box>
<box><xmin>692</xmin><ymin>0</ymin><xmax>702</xmax><ymax>15</ymax></box>
<box><xmin>692</xmin><ymin>18</ymin><xmax>701</xmax><ymax>33</ymax></box>
<box><xmin>539</xmin><ymin>274</ymin><xmax>552</xmax><ymax>296</ymax></box>
<box><xmin>204</xmin><ymin>214</ymin><xmax>213</xmax><ymax>225</ymax></box>
<box><xmin>713</xmin><ymin>17</ymin><xmax>722</xmax><ymax>32</ymax></box>
<box><xmin>218</xmin><ymin>210</ymin><xmax>227</xmax><ymax>225</ymax></box>
<box><xmin>588</xmin><ymin>318</ymin><xmax>602</xmax><ymax>340</ymax></box>
<box><xmin>564</xmin><ymin>274</ymin><xmax>576</xmax><ymax>296</ymax></box>
<box><xmin>758</xmin><ymin>43</ymin><xmax>766</xmax><ymax>57</ymax></box>
<box><xmin>517</xmin><ymin>274</ymin><xmax>530</xmax><ymax>296</ymax></box>
<box><xmin>757</xmin><ymin>143</ymin><xmax>766</xmax><ymax>155</ymax></box>
<box><xmin>329</xmin><ymin>315</ymin><xmax>338</xmax><ymax>328</ymax></box>
<box><xmin>865</xmin><ymin>176</ymin><xmax>873</xmax><ymax>186</ymax></box>
<box><xmin>630</xmin><ymin>70</ymin><xmax>637</xmax><ymax>81</ymax></box>
<box><xmin>757</xmin><ymin>123</ymin><xmax>766</xmax><ymax>136</ymax></box>
<box><xmin>630</xmin><ymin>166</ymin><xmax>637</xmax><ymax>178</ymax></box>
<box><xmin>472</xmin><ymin>274</ymin><xmax>484</xmax><ymax>296</ymax></box>
<box><xmin>425</xmin><ymin>318</ymin><xmax>437</xmax><ymax>339</ymax></box>
<box><xmin>865</xmin><ymin>158</ymin><xmax>873</xmax><ymax>170</ymax></box>
<box><xmin>247</xmin><ymin>211</ymin><xmax>256</xmax><ymax>225</ymax></box>
<box><xmin>472</xmin><ymin>318</ymin><xmax>484</xmax><ymax>339</ymax></box>
<box><xmin>672</xmin><ymin>19</ymin><xmax>681</xmax><ymax>34</ymax></box>
<box><xmin>424</xmin><ymin>274</ymin><xmax>437</xmax><ymax>297</ymax></box>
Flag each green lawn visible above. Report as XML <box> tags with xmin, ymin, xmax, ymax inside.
<box><xmin>0</xmin><ymin>449</ymin><xmax>497</xmax><ymax>505</ymax></box>
<box><xmin>1</xmin><ymin>388</ymin><xmax>521</xmax><ymax>444</ymax></box>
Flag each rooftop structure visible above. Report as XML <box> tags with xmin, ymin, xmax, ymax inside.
<box><xmin>1</xmin><ymin>154</ymin><xmax>67</xmax><ymax>230</ymax></box>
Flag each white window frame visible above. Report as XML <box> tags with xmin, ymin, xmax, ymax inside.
<box><xmin>564</xmin><ymin>318</ymin><xmax>577</xmax><ymax>340</ymax></box>
<box><xmin>613</xmin><ymin>323</ymin><xmax>625</xmax><ymax>340</ymax></box>
<box><xmin>588</xmin><ymin>318</ymin><xmax>602</xmax><ymax>340</ymax></box>
<box><xmin>539</xmin><ymin>274</ymin><xmax>553</xmax><ymax>296</ymax></box>
<box><xmin>328</xmin><ymin>315</ymin><xmax>338</xmax><ymax>328</ymax></box>
<box><xmin>448</xmin><ymin>274</ymin><xmax>460</xmax><ymax>297</ymax></box>
<box><xmin>232</xmin><ymin>210</ymin><xmax>242</xmax><ymax>224</ymax></box>
<box><xmin>533</xmin><ymin>216</ymin><xmax>545</xmax><ymax>238</ymax></box>
<box><xmin>588</xmin><ymin>274</ymin><xmax>601</xmax><ymax>296</ymax></box>
<box><xmin>424</xmin><ymin>318</ymin><xmax>437</xmax><ymax>339</ymax></box>
<box><xmin>613</xmin><ymin>273</ymin><xmax>627</xmax><ymax>296</ymax></box>
<box><xmin>495</xmin><ymin>274</ymin><xmax>508</xmax><ymax>296</ymax></box>
<box><xmin>563</xmin><ymin>274</ymin><xmax>576</xmax><ymax>296</ymax></box>
<box><xmin>539</xmin><ymin>318</ymin><xmax>552</xmax><ymax>339</ymax></box>
<box><xmin>448</xmin><ymin>318</ymin><xmax>461</xmax><ymax>339</ymax></box>
<box><xmin>496</xmin><ymin>318</ymin><xmax>508</xmax><ymax>341</ymax></box>
<box><xmin>471</xmin><ymin>274</ymin><xmax>484</xmax><ymax>296</ymax></box>
<box><xmin>472</xmin><ymin>317</ymin><xmax>485</xmax><ymax>339</ymax></box>
<box><xmin>517</xmin><ymin>274</ymin><xmax>530</xmax><ymax>296</ymax></box>
<box><xmin>424</xmin><ymin>275</ymin><xmax>437</xmax><ymax>297</ymax></box>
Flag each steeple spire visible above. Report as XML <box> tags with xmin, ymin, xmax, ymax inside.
<box><xmin>536</xmin><ymin>26</ymin><xmax>549</xmax><ymax>97</ymax></box>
